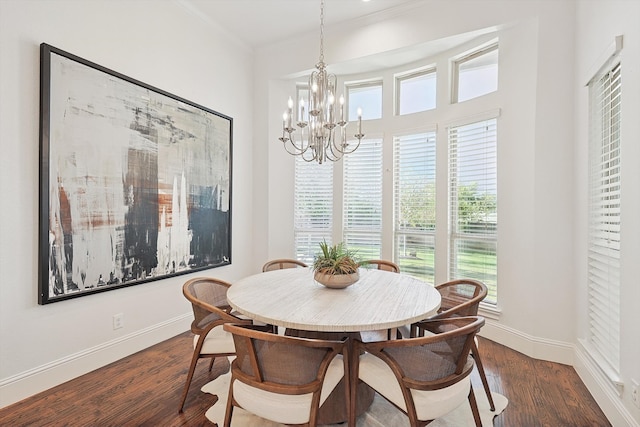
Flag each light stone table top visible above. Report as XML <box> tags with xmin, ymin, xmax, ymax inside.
<box><xmin>227</xmin><ymin>267</ymin><xmax>441</xmax><ymax>333</ymax></box>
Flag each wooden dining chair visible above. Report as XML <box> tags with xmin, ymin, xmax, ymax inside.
<box><xmin>360</xmin><ymin>259</ymin><xmax>400</xmax><ymax>273</ymax></box>
<box><xmin>260</xmin><ymin>258</ymin><xmax>308</xmax><ymax>333</ymax></box>
<box><xmin>359</xmin><ymin>259</ymin><xmax>401</xmax><ymax>340</ymax></box>
<box><xmin>222</xmin><ymin>323</ymin><xmax>349</xmax><ymax>427</ymax></box>
<box><xmin>262</xmin><ymin>258</ymin><xmax>308</xmax><ymax>272</ymax></box>
<box><xmin>350</xmin><ymin>316</ymin><xmax>485</xmax><ymax>427</ymax></box>
<box><xmin>415</xmin><ymin>279</ymin><xmax>495</xmax><ymax>411</ymax></box>
<box><xmin>178</xmin><ymin>277</ymin><xmax>253</xmax><ymax>412</ymax></box>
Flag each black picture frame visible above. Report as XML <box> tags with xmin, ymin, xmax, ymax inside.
<box><xmin>39</xmin><ymin>43</ymin><xmax>232</xmax><ymax>304</ymax></box>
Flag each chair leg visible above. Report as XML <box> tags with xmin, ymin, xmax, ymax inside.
<box><xmin>208</xmin><ymin>356</ymin><xmax>215</xmax><ymax>371</ymax></box>
<box><xmin>472</xmin><ymin>341</ymin><xmax>495</xmax><ymax>411</ymax></box>
<box><xmin>468</xmin><ymin>387</ymin><xmax>482</xmax><ymax>427</ymax></box>
<box><xmin>178</xmin><ymin>350</ymin><xmax>201</xmax><ymax>412</ymax></box>
<box><xmin>223</xmin><ymin>379</ymin><xmax>235</xmax><ymax>427</ymax></box>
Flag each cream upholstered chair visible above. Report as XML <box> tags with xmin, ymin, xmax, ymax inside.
<box><xmin>360</xmin><ymin>259</ymin><xmax>400</xmax><ymax>273</ymax></box>
<box><xmin>178</xmin><ymin>277</ymin><xmax>253</xmax><ymax>412</ymax></box>
<box><xmin>350</xmin><ymin>316</ymin><xmax>485</xmax><ymax>427</ymax></box>
<box><xmin>262</xmin><ymin>258</ymin><xmax>308</xmax><ymax>272</ymax></box>
<box><xmin>416</xmin><ymin>279</ymin><xmax>495</xmax><ymax>411</ymax></box>
<box><xmin>223</xmin><ymin>323</ymin><xmax>348</xmax><ymax>427</ymax></box>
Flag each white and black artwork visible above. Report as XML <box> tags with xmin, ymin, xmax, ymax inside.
<box><xmin>39</xmin><ymin>43</ymin><xmax>232</xmax><ymax>304</ymax></box>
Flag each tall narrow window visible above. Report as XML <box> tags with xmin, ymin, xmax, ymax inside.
<box><xmin>294</xmin><ymin>156</ymin><xmax>333</xmax><ymax>264</ymax></box>
<box><xmin>449</xmin><ymin>118</ymin><xmax>498</xmax><ymax>303</ymax></box>
<box><xmin>587</xmin><ymin>60</ymin><xmax>621</xmax><ymax>373</ymax></box>
<box><xmin>343</xmin><ymin>138</ymin><xmax>383</xmax><ymax>259</ymax></box>
<box><xmin>453</xmin><ymin>44</ymin><xmax>499</xmax><ymax>103</ymax></box>
<box><xmin>393</xmin><ymin>132</ymin><xmax>436</xmax><ymax>282</ymax></box>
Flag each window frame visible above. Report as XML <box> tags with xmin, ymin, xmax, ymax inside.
<box><xmin>586</xmin><ymin>58</ymin><xmax>622</xmax><ymax>376</ymax></box>
<box><xmin>448</xmin><ymin>117</ymin><xmax>498</xmax><ymax>304</ymax></box>
<box><xmin>392</xmin><ymin>130</ymin><xmax>437</xmax><ymax>283</ymax></box>
<box><xmin>342</xmin><ymin>136</ymin><xmax>384</xmax><ymax>260</ymax></box>
<box><xmin>395</xmin><ymin>67</ymin><xmax>437</xmax><ymax>116</ymax></box>
<box><xmin>345</xmin><ymin>80</ymin><xmax>383</xmax><ymax>121</ymax></box>
<box><xmin>452</xmin><ymin>42</ymin><xmax>499</xmax><ymax>104</ymax></box>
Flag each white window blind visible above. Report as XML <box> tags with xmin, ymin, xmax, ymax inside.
<box><xmin>587</xmin><ymin>60</ymin><xmax>621</xmax><ymax>373</ymax></box>
<box><xmin>393</xmin><ymin>132</ymin><xmax>436</xmax><ymax>282</ymax></box>
<box><xmin>343</xmin><ymin>138</ymin><xmax>383</xmax><ymax>259</ymax></box>
<box><xmin>294</xmin><ymin>155</ymin><xmax>333</xmax><ymax>264</ymax></box>
<box><xmin>449</xmin><ymin>118</ymin><xmax>498</xmax><ymax>303</ymax></box>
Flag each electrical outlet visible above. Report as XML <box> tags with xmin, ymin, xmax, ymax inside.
<box><xmin>632</xmin><ymin>379</ymin><xmax>640</xmax><ymax>409</ymax></box>
<box><xmin>113</xmin><ymin>313</ymin><xmax>124</xmax><ymax>330</ymax></box>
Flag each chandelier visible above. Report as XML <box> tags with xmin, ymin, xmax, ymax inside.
<box><xmin>278</xmin><ymin>0</ymin><xmax>364</xmax><ymax>164</ymax></box>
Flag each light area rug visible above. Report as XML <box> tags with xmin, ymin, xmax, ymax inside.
<box><xmin>202</xmin><ymin>366</ymin><xmax>507</xmax><ymax>427</ymax></box>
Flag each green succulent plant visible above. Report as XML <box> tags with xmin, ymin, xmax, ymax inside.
<box><xmin>313</xmin><ymin>240</ymin><xmax>360</xmax><ymax>275</ymax></box>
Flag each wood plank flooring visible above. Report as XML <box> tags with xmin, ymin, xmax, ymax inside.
<box><xmin>0</xmin><ymin>332</ymin><xmax>611</xmax><ymax>426</ymax></box>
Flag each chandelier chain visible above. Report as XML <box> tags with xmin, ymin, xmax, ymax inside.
<box><xmin>319</xmin><ymin>0</ymin><xmax>325</xmax><ymax>64</ymax></box>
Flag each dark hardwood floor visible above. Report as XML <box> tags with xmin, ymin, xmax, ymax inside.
<box><xmin>0</xmin><ymin>332</ymin><xmax>611</xmax><ymax>426</ymax></box>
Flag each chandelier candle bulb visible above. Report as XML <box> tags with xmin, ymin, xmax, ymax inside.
<box><xmin>357</xmin><ymin>108</ymin><xmax>362</xmax><ymax>135</ymax></box>
<box><xmin>328</xmin><ymin>93</ymin><xmax>335</xmax><ymax>123</ymax></box>
<box><xmin>281</xmin><ymin>112</ymin><xmax>287</xmax><ymax>139</ymax></box>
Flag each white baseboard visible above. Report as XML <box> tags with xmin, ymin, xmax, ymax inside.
<box><xmin>479</xmin><ymin>318</ymin><xmax>639</xmax><ymax>427</ymax></box>
<box><xmin>479</xmin><ymin>317</ymin><xmax>575</xmax><ymax>365</ymax></box>
<box><xmin>0</xmin><ymin>313</ymin><xmax>192</xmax><ymax>409</ymax></box>
<box><xmin>574</xmin><ymin>345</ymin><xmax>640</xmax><ymax>427</ymax></box>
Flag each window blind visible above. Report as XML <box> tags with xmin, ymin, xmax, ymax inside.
<box><xmin>294</xmin><ymin>155</ymin><xmax>333</xmax><ymax>264</ymax></box>
<box><xmin>449</xmin><ymin>118</ymin><xmax>498</xmax><ymax>303</ymax></box>
<box><xmin>587</xmin><ymin>60</ymin><xmax>621</xmax><ymax>373</ymax></box>
<box><xmin>393</xmin><ymin>132</ymin><xmax>436</xmax><ymax>282</ymax></box>
<box><xmin>343</xmin><ymin>138</ymin><xmax>383</xmax><ymax>259</ymax></box>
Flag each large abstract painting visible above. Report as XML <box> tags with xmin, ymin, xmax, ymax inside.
<box><xmin>39</xmin><ymin>43</ymin><xmax>232</xmax><ymax>304</ymax></box>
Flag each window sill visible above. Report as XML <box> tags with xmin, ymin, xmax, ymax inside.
<box><xmin>479</xmin><ymin>302</ymin><xmax>501</xmax><ymax>320</ymax></box>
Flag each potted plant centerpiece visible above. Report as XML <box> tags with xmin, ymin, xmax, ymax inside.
<box><xmin>312</xmin><ymin>240</ymin><xmax>360</xmax><ymax>288</ymax></box>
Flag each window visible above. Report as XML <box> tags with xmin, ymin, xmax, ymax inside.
<box><xmin>294</xmin><ymin>155</ymin><xmax>333</xmax><ymax>264</ymax></box>
<box><xmin>347</xmin><ymin>82</ymin><xmax>382</xmax><ymax>121</ymax></box>
<box><xmin>292</xmin><ymin>40</ymin><xmax>501</xmax><ymax>292</ymax></box>
<box><xmin>343</xmin><ymin>138</ymin><xmax>383</xmax><ymax>259</ymax></box>
<box><xmin>393</xmin><ymin>132</ymin><xmax>436</xmax><ymax>282</ymax></box>
<box><xmin>449</xmin><ymin>118</ymin><xmax>498</xmax><ymax>303</ymax></box>
<box><xmin>396</xmin><ymin>69</ymin><xmax>436</xmax><ymax>115</ymax></box>
<box><xmin>587</xmin><ymin>60</ymin><xmax>621</xmax><ymax>373</ymax></box>
<box><xmin>454</xmin><ymin>44</ymin><xmax>498</xmax><ymax>103</ymax></box>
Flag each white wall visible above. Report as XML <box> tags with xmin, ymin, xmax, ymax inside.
<box><xmin>0</xmin><ymin>0</ymin><xmax>256</xmax><ymax>407</ymax></box>
<box><xmin>573</xmin><ymin>1</ymin><xmax>640</xmax><ymax>425</ymax></box>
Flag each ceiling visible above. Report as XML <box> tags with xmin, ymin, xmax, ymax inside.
<box><xmin>177</xmin><ymin>0</ymin><xmax>496</xmax><ymax>74</ymax></box>
<box><xmin>180</xmin><ymin>0</ymin><xmax>421</xmax><ymax>49</ymax></box>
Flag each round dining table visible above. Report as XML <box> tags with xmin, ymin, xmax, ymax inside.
<box><xmin>227</xmin><ymin>266</ymin><xmax>441</xmax><ymax>333</ymax></box>
<box><xmin>226</xmin><ymin>266</ymin><xmax>441</xmax><ymax>425</ymax></box>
